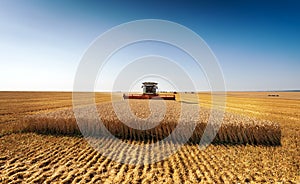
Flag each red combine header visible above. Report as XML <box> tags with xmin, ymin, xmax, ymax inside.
<box><xmin>123</xmin><ymin>82</ymin><xmax>176</xmax><ymax>100</ymax></box>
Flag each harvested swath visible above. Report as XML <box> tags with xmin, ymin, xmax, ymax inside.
<box><xmin>22</xmin><ymin>100</ymin><xmax>281</xmax><ymax>145</ymax></box>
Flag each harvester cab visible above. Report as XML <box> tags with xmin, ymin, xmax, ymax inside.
<box><xmin>142</xmin><ymin>82</ymin><xmax>158</xmax><ymax>95</ymax></box>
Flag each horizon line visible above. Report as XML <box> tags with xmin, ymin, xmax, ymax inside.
<box><xmin>1</xmin><ymin>89</ymin><xmax>299</xmax><ymax>93</ymax></box>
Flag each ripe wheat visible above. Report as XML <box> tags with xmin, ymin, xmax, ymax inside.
<box><xmin>22</xmin><ymin>100</ymin><xmax>280</xmax><ymax>145</ymax></box>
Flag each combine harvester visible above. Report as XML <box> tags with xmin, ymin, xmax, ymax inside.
<box><xmin>123</xmin><ymin>82</ymin><xmax>176</xmax><ymax>100</ymax></box>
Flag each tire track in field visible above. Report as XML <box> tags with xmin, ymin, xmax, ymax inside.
<box><xmin>0</xmin><ymin>133</ymin><xmax>298</xmax><ymax>183</ymax></box>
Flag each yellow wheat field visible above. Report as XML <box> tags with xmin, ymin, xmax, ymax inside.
<box><xmin>0</xmin><ymin>92</ymin><xmax>299</xmax><ymax>183</ymax></box>
<box><xmin>22</xmin><ymin>100</ymin><xmax>281</xmax><ymax>145</ymax></box>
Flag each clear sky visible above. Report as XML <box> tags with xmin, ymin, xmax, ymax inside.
<box><xmin>0</xmin><ymin>0</ymin><xmax>299</xmax><ymax>91</ymax></box>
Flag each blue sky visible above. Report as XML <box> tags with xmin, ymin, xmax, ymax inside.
<box><xmin>0</xmin><ymin>0</ymin><xmax>299</xmax><ymax>91</ymax></box>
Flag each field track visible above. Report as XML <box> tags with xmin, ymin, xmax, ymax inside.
<box><xmin>0</xmin><ymin>92</ymin><xmax>299</xmax><ymax>183</ymax></box>
<box><xmin>0</xmin><ymin>133</ymin><xmax>297</xmax><ymax>183</ymax></box>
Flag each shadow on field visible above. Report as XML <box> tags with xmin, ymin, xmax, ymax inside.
<box><xmin>178</xmin><ymin>101</ymin><xmax>199</xmax><ymax>105</ymax></box>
